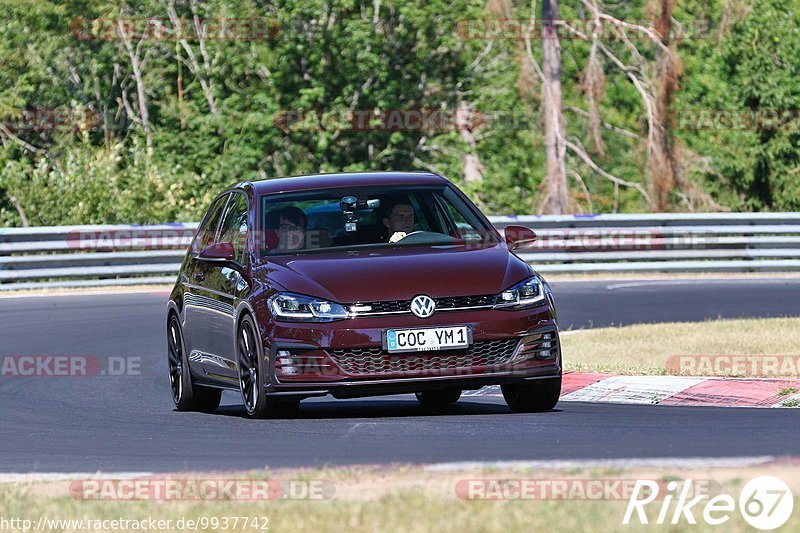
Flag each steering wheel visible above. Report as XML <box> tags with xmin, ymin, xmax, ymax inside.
<box><xmin>396</xmin><ymin>230</ymin><xmax>423</xmax><ymax>241</ymax></box>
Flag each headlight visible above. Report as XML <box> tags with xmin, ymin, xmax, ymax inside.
<box><xmin>494</xmin><ymin>276</ymin><xmax>547</xmax><ymax>309</ymax></box>
<box><xmin>268</xmin><ymin>292</ymin><xmax>349</xmax><ymax>322</ymax></box>
<box><xmin>542</xmin><ymin>275</ymin><xmax>557</xmax><ymax>323</ymax></box>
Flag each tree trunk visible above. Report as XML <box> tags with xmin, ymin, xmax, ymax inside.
<box><xmin>540</xmin><ymin>0</ymin><xmax>570</xmax><ymax>214</ymax></box>
<box><xmin>118</xmin><ymin>19</ymin><xmax>152</xmax><ymax>152</ymax></box>
<box><xmin>649</xmin><ymin>0</ymin><xmax>680</xmax><ymax>211</ymax></box>
<box><xmin>8</xmin><ymin>194</ymin><xmax>29</xmax><ymax>227</ymax></box>
<box><xmin>457</xmin><ymin>101</ymin><xmax>485</xmax><ymax>183</ymax></box>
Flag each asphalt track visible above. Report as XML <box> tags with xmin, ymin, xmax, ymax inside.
<box><xmin>1</xmin><ymin>277</ymin><xmax>799</xmax><ymax>473</ymax></box>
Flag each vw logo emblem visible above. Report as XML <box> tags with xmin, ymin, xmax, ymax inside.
<box><xmin>410</xmin><ymin>294</ymin><xmax>436</xmax><ymax>318</ymax></box>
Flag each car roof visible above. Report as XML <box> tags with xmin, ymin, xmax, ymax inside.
<box><xmin>246</xmin><ymin>171</ymin><xmax>448</xmax><ymax>195</ymax></box>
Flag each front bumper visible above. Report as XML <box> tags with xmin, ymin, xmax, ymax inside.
<box><xmin>261</xmin><ymin>302</ymin><xmax>561</xmax><ymax>398</ymax></box>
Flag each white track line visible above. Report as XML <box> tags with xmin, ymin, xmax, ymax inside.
<box><xmin>605</xmin><ymin>278</ymin><xmax>800</xmax><ymax>290</ymax></box>
<box><xmin>424</xmin><ymin>456</ymin><xmax>778</xmax><ymax>472</ymax></box>
<box><xmin>0</xmin><ymin>472</ymin><xmax>153</xmax><ymax>483</ymax></box>
<box><xmin>0</xmin><ymin>288</ymin><xmax>170</xmax><ymax>299</ymax></box>
<box><xmin>0</xmin><ymin>458</ymin><xmax>779</xmax><ymax>481</ymax></box>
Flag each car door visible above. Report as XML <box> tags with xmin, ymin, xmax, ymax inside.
<box><xmin>202</xmin><ymin>191</ymin><xmax>250</xmax><ymax>382</ymax></box>
<box><xmin>182</xmin><ymin>193</ymin><xmax>230</xmax><ymax>379</ymax></box>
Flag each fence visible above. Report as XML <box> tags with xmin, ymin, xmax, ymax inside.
<box><xmin>1</xmin><ymin>213</ymin><xmax>799</xmax><ymax>290</ymax></box>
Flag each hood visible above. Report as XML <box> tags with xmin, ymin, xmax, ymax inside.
<box><xmin>255</xmin><ymin>244</ymin><xmax>531</xmax><ymax>303</ymax></box>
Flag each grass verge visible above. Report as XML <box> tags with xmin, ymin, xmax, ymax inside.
<box><xmin>2</xmin><ymin>463</ymin><xmax>799</xmax><ymax>532</ymax></box>
<box><xmin>561</xmin><ymin>317</ymin><xmax>800</xmax><ymax>376</ymax></box>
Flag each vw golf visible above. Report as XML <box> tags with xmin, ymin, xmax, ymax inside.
<box><xmin>166</xmin><ymin>171</ymin><xmax>561</xmax><ymax>418</ymax></box>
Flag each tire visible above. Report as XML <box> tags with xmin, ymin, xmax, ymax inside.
<box><xmin>415</xmin><ymin>389</ymin><xmax>461</xmax><ymax>407</ymax></box>
<box><xmin>501</xmin><ymin>377</ymin><xmax>561</xmax><ymax>413</ymax></box>
<box><xmin>237</xmin><ymin>314</ymin><xmax>299</xmax><ymax>419</ymax></box>
<box><xmin>167</xmin><ymin>314</ymin><xmax>222</xmax><ymax>413</ymax></box>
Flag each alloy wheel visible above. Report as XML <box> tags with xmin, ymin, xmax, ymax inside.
<box><xmin>238</xmin><ymin>318</ymin><xmax>260</xmax><ymax>414</ymax></box>
<box><xmin>167</xmin><ymin>317</ymin><xmax>184</xmax><ymax>405</ymax></box>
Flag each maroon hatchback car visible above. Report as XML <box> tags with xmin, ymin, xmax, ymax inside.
<box><xmin>167</xmin><ymin>172</ymin><xmax>561</xmax><ymax>418</ymax></box>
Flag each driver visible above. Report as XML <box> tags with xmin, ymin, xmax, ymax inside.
<box><xmin>382</xmin><ymin>199</ymin><xmax>415</xmax><ymax>243</ymax></box>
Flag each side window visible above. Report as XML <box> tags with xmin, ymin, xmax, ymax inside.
<box><xmin>435</xmin><ymin>192</ymin><xmax>484</xmax><ymax>242</ymax></box>
<box><xmin>407</xmin><ymin>194</ymin><xmax>433</xmax><ymax>232</ymax></box>
<box><xmin>217</xmin><ymin>193</ymin><xmax>249</xmax><ymax>264</ymax></box>
<box><xmin>191</xmin><ymin>194</ymin><xmax>229</xmax><ymax>253</ymax></box>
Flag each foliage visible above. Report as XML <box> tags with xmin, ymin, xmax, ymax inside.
<box><xmin>0</xmin><ymin>0</ymin><xmax>796</xmax><ymax>226</ymax></box>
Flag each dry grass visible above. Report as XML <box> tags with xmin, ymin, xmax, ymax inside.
<box><xmin>561</xmin><ymin>317</ymin><xmax>800</xmax><ymax>376</ymax></box>
<box><xmin>2</xmin><ymin>463</ymin><xmax>800</xmax><ymax>532</ymax></box>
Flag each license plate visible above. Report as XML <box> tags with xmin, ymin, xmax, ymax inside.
<box><xmin>383</xmin><ymin>326</ymin><xmax>471</xmax><ymax>353</ymax></box>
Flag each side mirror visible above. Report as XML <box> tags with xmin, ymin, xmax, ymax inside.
<box><xmin>198</xmin><ymin>242</ymin><xmax>235</xmax><ymax>262</ymax></box>
<box><xmin>504</xmin><ymin>225</ymin><xmax>537</xmax><ymax>251</ymax></box>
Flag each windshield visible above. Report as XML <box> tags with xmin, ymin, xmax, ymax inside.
<box><xmin>258</xmin><ymin>185</ymin><xmax>498</xmax><ymax>255</ymax></box>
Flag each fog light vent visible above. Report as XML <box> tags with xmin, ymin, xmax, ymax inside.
<box><xmin>274</xmin><ymin>349</ymin><xmax>335</xmax><ymax>378</ymax></box>
<box><xmin>513</xmin><ymin>332</ymin><xmax>558</xmax><ymax>361</ymax></box>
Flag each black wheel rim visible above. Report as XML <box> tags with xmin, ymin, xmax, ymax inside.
<box><xmin>238</xmin><ymin>320</ymin><xmax>259</xmax><ymax>413</ymax></box>
<box><xmin>167</xmin><ymin>318</ymin><xmax>183</xmax><ymax>405</ymax></box>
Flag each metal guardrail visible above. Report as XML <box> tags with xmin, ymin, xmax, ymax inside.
<box><xmin>1</xmin><ymin>214</ymin><xmax>800</xmax><ymax>289</ymax></box>
<box><xmin>0</xmin><ymin>223</ymin><xmax>197</xmax><ymax>290</ymax></box>
<box><xmin>491</xmin><ymin>213</ymin><xmax>800</xmax><ymax>274</ymax></box>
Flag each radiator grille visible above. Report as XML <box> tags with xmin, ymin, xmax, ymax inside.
<box><xmin>347</xmin><ymin>294</ymin><xmax>495</xmax><ymax>315</ymax></box>
<box><xmin>328</xmin><ymin>338</ymin><xmax>521</xmax><ymax>376</ymax></box>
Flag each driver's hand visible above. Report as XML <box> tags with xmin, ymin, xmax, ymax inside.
<box><xmin>389</xmin><ymin>231</ymin><xmax>407</xmax><ymax>243</ymax></box>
